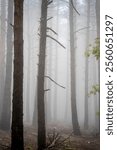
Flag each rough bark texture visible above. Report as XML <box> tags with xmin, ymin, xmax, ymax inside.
<box><xmin>37</xmin><ymin>0</ymin><xmax>47</xmax><ymax>149</ymax></box>
<box><xmin>69</xmin><ymin>1</ymin><xmax>81</xmax><ymax>135</ymax></box>
<box><xmin>11</xmin><ymin>0</ymin><xmax>24</xmax><ymax>149</ymax></box>
<box><xmin>0</xmin><ymin>0</ymin><xmax>13</xmax><ymax>131</ymax></box>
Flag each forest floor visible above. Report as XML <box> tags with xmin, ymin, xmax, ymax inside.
<box><xmin>0</xmin><ymin>125</ymin><xmax>100</xmax><ymax>150</ymax></box>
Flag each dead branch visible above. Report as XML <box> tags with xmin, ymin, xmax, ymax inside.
<box><xmin>58</xmin><ymin>132</ymin><xmax>73</xmax><ymax>145</ymax></box>
<box><xmin>47</xmin><ymin>27</ymin><xmax>58</xmax><ymax>35</ymax></box>
<box><xmin>47</xmin><ymin>35</ymin><xmax>66</xmax><ymax>49</ymax></box>
<box><xmin>71</xmin><ymin>0</ymin><xmax>80</xmax><ymax>15</ymax></box>
<box><xmin>47</xmin><ymin>17</ymin><xmax>53</xmax><ymax>21</ymax></box>
<box><xmin>38</xmin><ymin>34</ymin><xmax>66</xmax><ymax>49</ymax></box>
<box><xmin>38</xmin><ymin>33</ymin><xmax>41</xmax><ymax>36</ymax></box>
<box><xmin>75</xmin><ymin>26</ymin><xmax>90</xmax><ymax>33</ymax></box>
<box><xmin>10</xmin><ymin>23</ymin><xmax>14</xmax><ymax>28</ymax></box>
<box><xmin>46</xmin><ymin>131</ymin><xmax>73</xmax><ymax>149</ymax></box>
<box><xmin>47</xmin><ymin>130</ymin><xmax>61</xmax><ymax>149</ymax></box>
<box><xmin>44</xmin><ymin>89</ymin><xmax>50</xmax><ymax>92</ymax></box>
<box><xmin>45</xmin><ymin>76</ymin><xmax>65</xmax><ymax>89</ymax></box>
<box><xmin>47</xmin><ymin>0</ymin><xmax>53</xmax><ymax>5</ymax></box>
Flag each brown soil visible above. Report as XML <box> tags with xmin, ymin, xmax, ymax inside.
<box><xmin>0</xmin><ymin>127</ymin><xmax>100</xmax><ymax>150</ymax></box>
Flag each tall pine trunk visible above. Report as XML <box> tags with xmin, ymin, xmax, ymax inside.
<box><xmin>0</xmin><ymin>0</ymin><xmax>13</xmax><ymax>131</ymax></box>
<box><xmin>96</xmin><ymin>0</ymin><xmax>100</xmax><ymax>132</ymax></box>
<box><xmin>0</xmin><ymin>0</ymin><xmax>6</xmax><ymax>120</ymax></box>
<box><xmin>69</xmin><ymin>0</ymin><xmax>81</xmax><ymax>135</ymax></box>
<box><xmin>84</xmin><ymin>0</ymin><xmax>90</xmax><ymax>129</ymax></box>
<box><xmin>11</xmin><ymin>0</ymin><xmax>24</xmax><ymax>149</ymax></box>
<box><xmin>26</xmin><ymin>0</ymin><xmax>31</xmax><ymax>124</ymax></box>
<box><xmin>37</xmin><ymin>0</ymin><xmax>47</xmax><ymax>149</ymax></box>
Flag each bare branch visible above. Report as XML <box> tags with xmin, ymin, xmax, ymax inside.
<box><xmin>48</xmin><ymin>133</ymin><xmax>61</xmax><ymax>148</ymax></box>
<box><xmin>10</xmin><ymin>23</ymin><xmax>14</xmax><ymax>28</ymax></box>
<box><xmin>44</xmin><ymin>89</ymin><xmax>50</xmax><ymax>92</ymax></box>
<box><xmin>75</xmin><ymin>26</ymin><xmax>90</xmax><ymax>33</ymax></box>
<box><xmin>47</xmin><ymin>0</ymin><xmax>53</xmax><ymax>5</ymax></box>
<box><xmin>47</xmin><ymin>27</ymin><xmax>58</xmax><ymax>35</ymax></box>
<box><xmin>71</xmin><ymin>0</ymin><xmax>80</xmax><ymax>15</ymax></box>
<box><xmin>58</xmin><ymin>132</ymin><xmax>73</xmax><ymax>145</ymax></box>
<box><xmin>45</xmin><ymin>76</ymin><xmax>65</xmax><ymax>89</ymax></box>
<box><xmin>47</xmin><ymin>35</ymin><xmax>66</xmax><ymax>49</ymax></box>
<box><xmin>47</xmin><ymin>17</ymin><xmax>53</xmax><ymax>21</ymax></box>
<box><xmin>38</xmin><ymin>33</ymin><xmax>65</xmax><ymax>49</ymax></box>
<box><xmin>46</xmin><ymin>131</ymin><xmax>73</xmax><ymax>149</ymax></box>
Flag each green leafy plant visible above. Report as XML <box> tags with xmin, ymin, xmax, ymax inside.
<box><xmin>85</xmin><ymin>38</ymin><xmax>100</xmax><ymax>60</ymax></box>
<box><xmin>88</xmin><ymin>84</ymin><xmax>100</xmax><ymax>96</ymax></box>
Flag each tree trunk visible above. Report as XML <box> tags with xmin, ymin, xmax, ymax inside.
<box><xmin>0</xmin><ymin>0</ymin><xmax>13</xmax><ymax>131</ymax></box>
<box><xmin>32</xmin><ymin>86</ymin><xmax>37</xmax><ymax>128</ymax></box>
<box><xmin>37</xmin><ymin>0</ymin><xmax>47</xmax><ymax>149</ymax></box>
<box><xmin>26</xmin><ymin>0</ymin><xmax>31</xmax><ymax>124</ymax></box>
<box><xmin>96</xmin><ymin>0</ymin><xmax>100</xmax><ymax>132</ymax></box>
<box><xmin>69</xmin><ymin>0</ymin><xmax>81</xmax><ymax>135</ymax></box>
<box><xmin>0</xmin><ymin>0</ymin><xmax>6</xmax><ymax>120</ymax></box>
<box><xmin>11</xmin><ymin>0</ymin><xmax>24</xmax><ymax>149</ymax></box>
<box><xmin>84</xmin><ymin>0</ymin><xmax>90</xmax><ymax>129</ymax></box>
<box><xmin>53</xmin><ymin>0</ymin><xmax>59</xmax><ymax>123</ymax></box>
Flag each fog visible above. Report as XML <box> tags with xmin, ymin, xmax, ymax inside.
<box><xmin>0</xmin><ymin>0</ymin><xmax>100</xmax><ymax>149</ymax></box>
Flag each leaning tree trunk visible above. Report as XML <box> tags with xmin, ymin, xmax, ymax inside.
<box><xmin>37</xmin><ymin>0</ymin><xmax>47</xmax><ymax>149</ymax></box>
<box><xmin>69</xmin><ymin>0</ymin><xmax>81</xmax><ymax>135</ymax></box>
<box><xmin>11</xmin><ymin>0</ymin><xmax>24</xmax><ymax>149</ymax></box>
<box><xmin>0</xmin><ymin>0</ymin><xmax>13</xmax><ymax>131</ymax></box>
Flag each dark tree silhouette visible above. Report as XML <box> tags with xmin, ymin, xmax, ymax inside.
<box><xmin>37</xmin><ymin>0</ymin><xmax>48</xmax><ymax>149</ymax></box>
<box><xmin>11</xmin><ymin>0</ymin><xmax>24</xmax><ymax>149</ymax></box>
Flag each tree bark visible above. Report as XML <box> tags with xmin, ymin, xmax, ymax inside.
<box><xmin>11</xmin><ymin>0</ymin><xmax>24</xmax><ymax>149</ymax></box>
<box><xmin>0</xmin><ymin>0</ymin><xmax>6</xmax><ymax>120</ymax></box>
<box><xmin>69</xmin><ymin>0</ymin><xmax>81</xmax><ymax>135</ymax></box>
<box><xmin>37</xmin><ymin>0</ymin><xmax>48</xmax><ymax>149</ymax></box>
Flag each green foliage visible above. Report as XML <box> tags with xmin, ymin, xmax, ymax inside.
<box><xmin>96</xmin><ymin>111</ymin><xmax>100</xmax><ymax>116</ymax></box>
<box><xmin>88</xmin><ymin>84</ymin><xmax>100</xmax><ymax>96</ymax></box>
<box><xmin>85</xmin><ymin>38</ymin><xmax>100</xmax><ymax>60</ymax></box>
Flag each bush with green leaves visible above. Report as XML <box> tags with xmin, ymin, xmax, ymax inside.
<box><xmin>85</xmin><ymin>38</ymin><xmax>100</xmax><ymax>60</ymax></box>
<box><xmin>85</xmin><ymin>38</ymin><xmax>100</xmax><ymax>96</ymax></box>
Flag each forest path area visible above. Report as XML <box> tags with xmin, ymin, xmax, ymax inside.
<box><xmin>0</xmin><ymin>127</ymin><xmax>99</xmax><ymax>150</ymax></box>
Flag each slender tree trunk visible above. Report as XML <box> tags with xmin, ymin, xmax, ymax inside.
<box><xmin>96</xmin><ymin>0</ymin><xmax>100</xmax><ymax>132</ymax></box>
<box><xmin>46</xmin><ymin>20</ymin><xmax>53</xmax><ymax>124</ymax></box>
<box><xmin>37</xmin><ymin>0</ymin><xmax>47</xmax><ymax>149</ymax></box>
<box><xmin>0</xmin><ymin>0</ymin><xmax>6</xmax><ymax>120</ymax></box>
<box><xmin>69</xmin><ymin>0</ymin><xmax>81</xmax><ymax>135</ymax></box>
<box><xmin>53</xmin><ymin>0</ymin><xmax>59</xmax><ymax>123</ymax></box>
<box><xmin>32</xmin><ymin>85</ymin><xmax>37</xmax><ymax>128</ymax></box>
<box><xmin>84</xmin><ymin>0</ymin><xmax>90</xmax><ymax>129</ymax></box>
<box><xmin>11</xmin><ymin>0</ymin><xmax>24</xmax><ymax>149</ymax></box>
<box><xmin>26</xmin><ymin>0</ymin><xmax>31</xmax><ymax>123</ymax></box>
<box><xmin>0</xmin><ymin>0</ymin><xmax>13</xmax><ymax>131</ymax></box>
